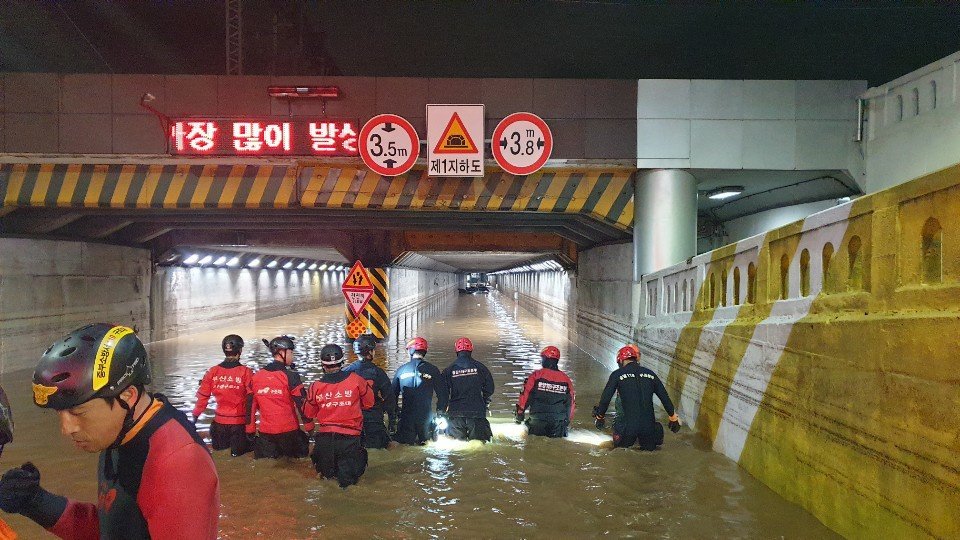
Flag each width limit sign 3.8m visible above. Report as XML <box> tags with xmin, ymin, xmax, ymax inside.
<box><xmin>492</xmin><ymin>112</ymin><xmax>553</xmax><ymax>176</ymax></box>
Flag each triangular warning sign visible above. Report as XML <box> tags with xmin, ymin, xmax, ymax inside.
<box><xmin>343</xmin><ymin>289</ymin><xmax>373</xmax><ymax>317</ymax></box>
<box><xmin>343</xmin><ymin>261</ymin><xmax>373</xmax><ymax>290</ymax></box>
<box><xmin>433</xmin><ymin>112</ymin><xmax>478</xmax><ymax>154</ymax></box>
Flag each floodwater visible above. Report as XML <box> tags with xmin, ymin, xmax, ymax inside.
<box><xmin>2</xmin><ymin>292</ymin><xmax>838</xmax><ymax>539</ymax></box>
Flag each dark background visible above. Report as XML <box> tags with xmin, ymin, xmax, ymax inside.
<box><xmin>2</xmin><ymin>1</ymin><xmax>959</xmax><ymax>85</ymax></box>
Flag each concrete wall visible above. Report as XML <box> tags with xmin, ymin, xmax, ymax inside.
<box><xmin>493</xmin><ymin>242</ymin><xmax>634</xmax><ymax>367</ymax></box>
<box><xmin>388</xmin><ymin>267</ymin><xmax>458</xmax><ymax>316</ymax></box>
<box><xmin>636</xmin><ymin>162</ymin><xmax>960</xmax><ymax>538</ymax></box>
<box><xmin>861</xmin><ymin>50</ymin><xmax>960</xmax><ymax>193</ymax></box>
<box><xmin>0</xmin><ymin>238</ymin><xmax>151</xmax><ymax>372</ymax></box>
<box><xmin>0</xmin><ymin>73</ymin><xmax>638</xmax><ymax>160</ymax></box>
<box><xmin>637</xmin><ymin>79</ymin><xmax>866</xmax><ymax>182</ymax></box>
<box><xmin>151</xmin><ymin>266</ymin><xmax>345</xmax><ymax>342</ymax></box>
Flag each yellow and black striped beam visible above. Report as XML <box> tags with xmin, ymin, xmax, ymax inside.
<box><xmin>343</xmin><ymin>268</ymin><xmax>390</xmax><ymax>340</ymax></box>
<box><xmin>0</xmin><ymin>163</ymin><xmax>634</xmax><ymax>231</ymax></box>
<box><xmin>299</xmin><ymin>167</ymin><xmax>634</xmax><ymax>232</ymax></box>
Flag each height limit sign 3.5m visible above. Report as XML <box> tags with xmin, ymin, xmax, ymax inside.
<box><xmin>359</xmin><ymin>114</ymin><xmax>420</xmax><ymax>176</ymax></box>
<box><xmin>492</xmin><ymin>112</ymin><xmax>553</xmax><ymax>176</ymax></box>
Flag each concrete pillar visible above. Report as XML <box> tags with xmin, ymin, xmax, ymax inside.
<box><xmin>633</xmin><ymin>169</ymin><xmax>698</xmax><ymax>280</ymax></box>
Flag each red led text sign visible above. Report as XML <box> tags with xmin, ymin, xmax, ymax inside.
<box><xmin>169</xmin><ymin>118</ymin><xmax>359</xmax><ymax>156</ymax></box>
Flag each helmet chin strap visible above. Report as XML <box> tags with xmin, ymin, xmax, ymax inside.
<box><xmin>109</xmin><ymin>387</ymin><xmax>150</xmax><ymax>449</ymax></box>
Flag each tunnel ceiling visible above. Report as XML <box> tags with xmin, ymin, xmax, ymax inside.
<box><xmin>398</xmin><ymin>251</ymin><xmax>555</xmax><ymax>273</ymax></box>
<box><xmin>694</xmin><ymin>169</ymin><xmax>860</xmax><ymax>222</ymax></box>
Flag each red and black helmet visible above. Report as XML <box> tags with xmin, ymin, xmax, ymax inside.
<box><xmin>540</xmin><ymin>346</ymin><xmax>561</xmax><ymax>361</ymax></box>
<box><xmin>33</xmin><ymin>323</ymin><xmax>151</xmax><ymax>411</ymax></box>
<box><xmin>616</xmin><ymin>345</ymin><xmax>639</xmax><ymax>363</ymax></box>
<box><xmin>406</xmin><ymin>337</ymin><xmax>428</xmax><ymax>354</ymax></box>
<box><xmin>455</xmin><ymin>337</ymin><xmax>473</xmax><ymax>353</ymax></box>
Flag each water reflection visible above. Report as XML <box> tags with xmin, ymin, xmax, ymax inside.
<box><xmin>1</xmin><ymin>292</ymin><xmax>837</xmax><ymax>538</ymax></box>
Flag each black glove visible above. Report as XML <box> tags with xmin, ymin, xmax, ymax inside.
<box><xmin>669</xmin><ymin>415</ymin><xmax>681</xmax><ymax>433</ymax></box>
<box><xmin>592</xmin><ymin>405</ymin><xmax>605</xmax><ymax>430</ymax></box>
<box><xmin>0</xmin><ymin>463</ymin><xmax>41</xmax><ymax>514</ymax></box>
<box><xmin>514</xmin><ymin>411</ymin><xmax>525</xmax><ymax>425</ymax></box>
<box><xmin>0</xmin><ymin>463</ymin><xmax>66</xmax><ymax>528</ymax></box>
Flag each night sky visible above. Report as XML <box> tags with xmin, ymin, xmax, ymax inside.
<box><xmin>2</xmin><ymin>1</ymin><xmax>960</xmax><ymax>85</ymax></box>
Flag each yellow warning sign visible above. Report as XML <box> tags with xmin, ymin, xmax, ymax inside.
<box><xmin>432</xmin><ymin>112</ymin><xmax>478</xmax><ymax>154</ymax></box>
<box><xmin>346</xmin><ymin>318</ymin><xmax>366</xmax><ymax>339</ymax></box>
<box><xmin>343</xmin><ymin>261</ymin><xmax>372</xmax><ymax>290</ymax></box>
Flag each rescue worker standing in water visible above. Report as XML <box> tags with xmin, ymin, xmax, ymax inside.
<box><xmin>342</xmin><ymin>334</ymin><xmax>396</xmax><ymax>450</ymax></box>
<box><xmin>0</xmin><ymin>323</ymin><xmax>219</xmax><ymax>538</ymax></box>
<box><xmin>303</xmin><ymin>344</ymin><xmax>374</xmax><ymax>489</ymax></box>
<box><xmin>515</xmin><ymin>346</ymin><xmax>575</xmax><ymax>438</ymax></box>
<box><xmin>593</xmin><ymin>345</ymin><xmax>681</xmax><ymax>450</ymax></box>
<box><xmin>193</xmin><ymin>334</ymin><xmax>254</xmax><ymax>456</ymax></box>
<box><xmin>392</xmin><ymin>337</ymin><xmax>445</xmax><ymax>445</ymax></box>
<box><xmin>246</xmin><ymin>336</ymin><xmax>312</xmax><ymax>459</ymax></box>
<box><xmin>438</xmin><ymin>338</ymin><xmax>495</xmax><ymax>442</ymax></box>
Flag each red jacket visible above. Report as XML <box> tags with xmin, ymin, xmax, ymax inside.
<box><xmin>247</xmin><ymin>363</ymin><xmax>306</xmax><ymax>435</ymax></box>
<box><xmin>518</xmin><ymin>367</ymin><xmax>576</xmax><ymax>421</ymax></box>
<box><xmin>303</xmin><ymin>371</ymin><xmax>374</xmax><ymax>436</ymax></box>
<box><xmin>46</xmin><ymin>397</ymin><xmax>219</xmax><ymax>540</ymax></box>
<box><xmin>193</xmin><ymin>360</ymin><xmax>253</xmax><ymax>425</ymax></box>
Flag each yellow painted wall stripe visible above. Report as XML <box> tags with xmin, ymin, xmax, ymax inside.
<box><xmin>29</xmin><ymin>164</ymin><xmax>55</xmax><ymax>205</ymax></box>
<box><xmin>190</xmin><ymin>165</ymin><xmax>216</xmax><ymax>208</ymax></box>
<box><xmin>565</xmin><ymin>170</ymin><xmax>600</xmax><ymax>213</ymax></box>
<box><xmin>245</xmin><ymin>166</ymin><xmax>272</xmax><ymax>208</ymax></box>
<box><xmin>56</xmin><ymin>164</ymin><xmax>81</xmax><ymax>206</ymax></box>
<box><xmin>84</xmin><ymin>165</ymin><xmax>108</xmax><ymax>208</ymax></box>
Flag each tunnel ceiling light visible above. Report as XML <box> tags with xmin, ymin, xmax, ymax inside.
<box><xmin>266</xmin><ymin>260</ymin><xmax>278</xmax><ymax>268</ymax></box>
<box><xmin>248</xmin><ymin>258</ymin><xmax>261</xmax><ymax>267</ymax></box>
<box><xmin>318</xmin><ymin>263</ymin><xmax>328</xmax><ymax>270</ymax></box>
<box><xmin>213</xmin><ymin>256</ymin><xmax>227</xmax><ymax>266</ymax></box>
<box><xmin>282</xmin><ymin>261</ymin><xmax>294</xmax><ymax>269</ymax></box>
<box><xmin>198</xmin><ymin>255</ymin><xmax>213</xmax><ymax>265</ymax></box>
<box><xmin>296</xmin><ymin>262</ymin><xmax>307</xmax><ymax>270</ymax></box>
<box><xmin>707</xmin><ymin>186</ymin><xmax>744</xmax><ymax>200</ymax></box>
<box><xmin>227</xmin><ymin>257</ymin><xmax>240</xmax><ymax>267</ymax></box>
<box><xmin>183</xmin><ymin>254</ymin><xmax>199</xmax><ymax>265</ymax></box>
<box><xmin>308</xmin><ymin>263</ymin><xmax>318</xmax><ymax>270</ymax></box>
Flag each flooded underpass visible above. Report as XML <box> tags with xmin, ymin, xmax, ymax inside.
<box><xmin>2</xmin><ymin>291</ymin><xmax>838</xmax><ymax>538</ymax></box>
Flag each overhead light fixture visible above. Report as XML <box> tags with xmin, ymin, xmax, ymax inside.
<box><xmin>227</xmin><ymin>257</ymin><xmax>240</xmax><ymax>267</ymax></box>
<box><xmin>707</xmin><ymin>186</ymin><xmax>744</xmax><ymax>200</ymax></box>
<box><xmin>267</xmin><ymin>85</ymin><xmax>341</xmax><ymax>99</ymax></box>
<box><xmin>282</xmin><ymin>261</ymin><xmax>294</xmax><ymax>269</ymax></box>
<box><xmin>318</xmin><ymin>263</ymin><xmax>328</xmax><ymax>271</ymax></box>
<box><xmin>308</xmin><ymin>263</ymin><xmax>318</xmax><ymax>270</ymax></box>
<box><xmin>198</xmin><ymin>255</ymin><xmax>212</xmax><ymax>265</ymax></box>
<box><xmin>213</xmin><ymin>256</ymin><xmax>227</xmax><ymax>266</ymax></box>
<box><xmin>248</xmin><ymin>258</ymin><xmax>261</xmax><ymax>267</ymax></box>
<box><xmin>296</xmin><ymin>262</ymin><xmax>307</xmax><ymax>270</ymax></box>
<box><xmin>183</xmin><ymin>253</ymin><xmax>199</xmax><ymax>265</ymax></box>
<box><xmin>266</xmin><ymin>260</ymin><xmax>278</xmax><ymax>268</ymax></box>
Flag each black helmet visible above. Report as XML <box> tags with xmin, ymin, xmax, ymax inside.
<box><xmin>320</xmin><ymin>344</ymin><xmax>344</xmax><ymax>366</ymax></box>
<box><xmin>222</xmin><ymin>334</ymin><xmax>244</xmax><ymax>355</ymax></box>
<box><xmin>264</xmin><ymin>335</ymin><xmax>295</xmax><ymax>355</ymax></box>
<box><xmin>33</xmin><ymin>324</ymin><xmax>151</xmax><ymax>411</ymax></box>
<box><xmin>0</xmin><ymin>385</ymin><xmax>12</xmax><ymax>456</ymax></box>
<box><xmin>355</xmin><ymin>334</ymin><xmax>377</xmax><ymax>354</ymax></box>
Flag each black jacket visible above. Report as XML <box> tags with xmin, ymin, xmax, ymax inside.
<box><xmin>596</xmin><ymin>362</ymin><xmax>674</xmax><ymax>433</ymax></box>
<box><xmin>439</xmin><ymin>352</ymin><xmax>495</xmax><ymax>418</ymax></box>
